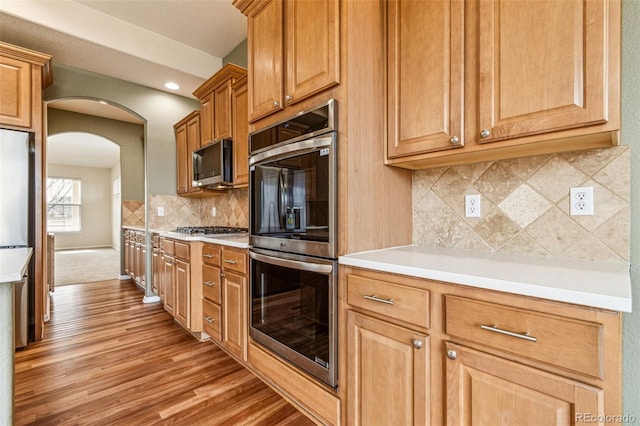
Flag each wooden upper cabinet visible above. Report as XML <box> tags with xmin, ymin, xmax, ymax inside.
<box><xmin>174</xmin><ymin>110</ymin><xmax>200</xmax><ymax>195</ymax></box>
<box><xmin>242</xmin><ymin>0</ymin><xmax>339</xmax><ymax>123</ymax></box>
<box><xmin>386</xmin><ymin>0</ymin><xmax>465</xmax><ymax>158</ymax></box>
<box><xmin>247</xmin><ymin>0</ymin><xmax>284</xmax><ymax>122</ymax></box>
<box><xmin>0</xmin><ymin>56</ymin><xmax>31</xmax><ymax>128</ymax></box>
<box><xmin>232</xmin><ymin>76</ymin><xmax>249</xmax><ymax>186</ymax></box>
<box><xmin>477</xmin><ymin>0</ymin><xmax>610</xmax><ymax>144</ymax></box>
<box><xmin>193</xmin><ymin>63</ymin><xmax>247</xmax><ymax>146</ymax></box>
<box><xmin>0</xmin><ymin>42</ymin><xmax>51</xmax><ymax>131</ymax></box>
<box><xmin>385</xmin><ymin>0</ymin><xmax>620</xmax><ymax>169</ymax></box>
<box><xmin>285</xmin><ymin>0</ymin><xmax>340</xmax><ymax>105</ymax></box>
<box><xmin>200</xmin><ymin>93</ymin><xmax>214</xmax><ymax>147</ymax></box>
<box><xmin>214</xmin><ymin>80</ymin><xmax>233</xmax><ymax>140</ymax></box>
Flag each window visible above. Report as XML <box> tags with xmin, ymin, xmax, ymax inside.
<box><xmin>47</xmin><ymin>177</ymin><xmax>81</xmax><ymax>232</ymax></box>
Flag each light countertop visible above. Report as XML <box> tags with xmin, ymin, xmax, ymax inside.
<box><xmin>0</xmin><ymin>247</ymin><xmax>33</xmax><ymax>283</ymax></box>
<box><xmin>339</xmin><ymin>245</ymin><xmax>632</xmax><ymax>312</ymax></box>
<box><xmin>157</xmin><ymin>231</ymin><xmax>250</xmax><ymax>249</ymax></box>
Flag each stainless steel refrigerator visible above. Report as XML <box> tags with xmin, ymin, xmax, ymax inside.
<box><xmin>0</xmin><ymin>128</ymin><xmax>35</xmax><ymax>348</ymax></box>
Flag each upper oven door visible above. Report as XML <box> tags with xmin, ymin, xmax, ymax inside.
<box><xmin>249</xmin><ymin>133</ymin><xmax>337</xmax><ymax>259</ymax></box>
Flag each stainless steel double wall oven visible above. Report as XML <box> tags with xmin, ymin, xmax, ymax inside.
<box><xmin>249</xmin><ymin>99</ymin><xmax>338</xmax><ymax>387</ymax></box>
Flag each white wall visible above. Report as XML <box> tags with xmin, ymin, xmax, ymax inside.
<box><xmin>48</xmin><ymin>164</ymin><xmax>112</xmax><ymax>250</ymax></box>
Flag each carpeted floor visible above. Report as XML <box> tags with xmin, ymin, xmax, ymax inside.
<box><xmin>54</xmin><ymin>248</ymin><xmax>120</xmax><ymax>286</ymax></box>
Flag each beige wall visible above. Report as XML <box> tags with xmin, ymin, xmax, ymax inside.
<box><xmin>110</xmin><ymin>162</ymin><xmax>121</xmax><ymax>249</ymax></box>
<box><xmin>48</xmin><ymin>164</ymin><xmax>113</xmax><ymax>250</ymax></box>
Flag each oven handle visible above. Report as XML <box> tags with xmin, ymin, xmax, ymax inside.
<box><xmin>249</xmin><ymin>135</ymin><xmax>333</xmax><ymax>167</ymax></box>
<box><xmin>249</xmin><ymin>251</ymin><xmax>334</xmax><ymax>275</ymax></box>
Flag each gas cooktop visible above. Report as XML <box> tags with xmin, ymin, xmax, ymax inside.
<box><xmin>175</xmin><ymin>226</ymin><xmax>248</xmax><ymax>236</ymax></box>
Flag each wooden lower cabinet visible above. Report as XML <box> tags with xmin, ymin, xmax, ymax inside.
<box><xmin>347</xmin><ymin>310</ymin><xmax>429</xmax><ymax>426</ymax></box>
<box><xmin>340</xmin><ymin>266</ymin><xmax>622</xmax><ymax>426</ymax></box>
<box><xmin>162</xmin><ymin>254</ymin><xmax>175</xmax><ymax>316</ymax></box>
<box><xmin>445</xmin><ymin>342</ymin><xmax>604</xmax><ymax>426</ymax></box>
<box><xmin>222</xmin><ymin>270</ymin><xmax>246</xmax><ymax>359</ymax></box>
<box><xmin>174</xmin><ymin>258</ymin><xmax>190</xmax><ymax>328</ymax></box>
<box><xmin>201</xmin><ymin>243</ymin><xmax>248</xmax><ymax>361</ymax></box>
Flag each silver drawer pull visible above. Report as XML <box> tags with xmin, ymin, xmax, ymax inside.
<box><xmin>223</xmin><ymin>259</ymin><xmax>238</xmax><ymax>264</ymax></box>
<box><xmin>204</xmin><ymin>316</ymin><xmax>215</xmax><ymax>324</ymax></box>
<box><xmin>480</xmin><ymin>324</ymin><xmax>537</xmax><ymax>342</ymax></box>
<box><xmin>363</xmin><ymin>294</ymin><xmax>395</xmax><ymax>305</ymax></box>
<box><xmin>203</xmin><ymin>281</ymin><xmax>214</xmax><ymax>287</ymax></box>
<box><xmin>203</xmin><ymin>254</ymin><xmax>215</xmax><ymax>259</ymax></box>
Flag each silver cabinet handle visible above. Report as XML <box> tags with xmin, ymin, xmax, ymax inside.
<box><xmin>223</xmin><ymin>259</ymin><xmax>238</xmax><ymax>264</ymax></box>
<box><xmin>203</xmin><ymin>254</ymin><xmax>215</xmax><ymax>259</ymax></box>
<box><xmin>220</xmin><ymin>272</ymin><xmax>225</xmax><ymax>278</ymax></box>
<box><xmin>203</xmin><ymin>281</ymin><xmax>214</xmax><ymax>287</ymax></box>
<box><xmin>363</xmin><ymin>294</ymin><xmax>394</xmax><ymax>305</ymax></box>
<box><xmin>273</xmin><ymin>101</ymin><xmax>280</xmax><ymax>107</ymax></box>
<box><xmin>204</xmin><ymin>316</ymin><xmax>215</xmax><ymax>324</ymax></box>
<box><xmin>480</xmin><ymin>324</ymin><xmax>537</xmax><ymax>342</ymax></box>
<box><xmin>450</xmin><ymin>135</ymin><xmax>459</xmax><ymax>144</ymax></box>
<box><xmin>480</xmin><ymin>128</ymin><xmax>491</xmax><ymax>138</ymax></box>
<box><xmin>446</xmin><ymin>349</ymin><xmax>457</xmax><ymax>360</ymax></box>
<box><xmin>412</xmin><ymin>339</ymin><xmax>423</xmax><ymax>349</ymax></box>
<box><xmin>285</xmin><ymin>95</ymin><xmax>292</xmax><ymax>102</ymax></box>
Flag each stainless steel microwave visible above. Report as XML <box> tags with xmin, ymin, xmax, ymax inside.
<box><xmin>192</xmin><ymin>139</ymin><xmax>233</xmax><ymax>189</ymax></box>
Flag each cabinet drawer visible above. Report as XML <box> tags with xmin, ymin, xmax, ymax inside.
<box><xmin>445</xmin><ymin>295</ymin><xmax>603</xmax><ymax>378</ymax></box>
<box><xmin>163</xmin><ymin>239</ymin><xmax>175</xmax><ymax>256</ymax></box>
<box><xmin>203</xmin><ymin>264</ymin><xmax>222</xmax><ymax>304</ymax></box>
<box><xmin>347</xmin><ymin>274</ymin><xmax>430</xmax><ymax>329</ymax></box>
<box><xmin>203</xmin><ymin>299</ymin><xmax>222</xmax><ymax>342</ymax></box>
<box><xmin>202</xmin><ymin>244</ymin><xmax>221</xmax><ymax>266</ymax></box>
<box><xmin>222</xmin><ymin>249</ymin><xmax>247</xmax><ymax>275</ymax></box>
<box><xmin>175</xmin><ymin>241</ymin><xmax>190</xmax><ymax>260</ymax></box>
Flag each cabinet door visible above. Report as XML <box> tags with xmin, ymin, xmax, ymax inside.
<box><xmin>214</xmin><ymin>81</ymin><xmax>233</xmax><ymax>140</ymax></box>
<box><xmin>186</xmin><ymin>113</ymin><xmax>201</xmax><ymax>193</ymax></box>
<box><xmin>445</xmin><ymin>343</ymin><xmax>604</xmax><ymax>426</ymax></box>
<box><xmin>175</xmin><ymin>258</ymin><xmax>190</xmax><ymax>328</ymax></box>
<box><xmin>0</xmin><ymin>56</ymin><xmax>31</xmax><ymax>128</ymax></box>
<box><xmin>386</xmin><ymin>0</ymin><xmax>464</xmax><ymax>158</ymax></box>
<box><xmin>222</xmin><ymin>270</ymin><xmax>247</xmax><ymax>360</ymax></box>
<box><xmin>163</xmin><ymin>256</ymin><xmax>175</xmax><ymax>316</ymax></box>
<box><xmin>232</xmin><ymin>77</ymin><xmax>249</xmax><ymax>186</ymax></box>
<box><xmin>123</xmin><ymin>237</ymin><xmax>131</xmax><ymax>275</ymax></box>
<box><xmin>200</xmin><ymin>93</ymin><xmax>214</xmax><ymax>147</ymax></box>
<box><xmin>477</xmin><ymin>0</ymin><xmax>609</xmax><ymax>144</ymax></box>
<box><xmin>284</xmin><ymin>0</ymin><xmax>340</xmax><ymax>105</ymax></box>
<box><xmin>175</xmin><ymin>123</ymin><xmax>189</xmax><ymax>194</ymax></box>
<box><xmin>347</xmin><ymin>311</ymin><xmax>429</xmax><ymax>425</ymax></box>
<box><xmin>247</xmin><ymin>0</ymin><xmax>284</xmax><ymax>122</ymax></box>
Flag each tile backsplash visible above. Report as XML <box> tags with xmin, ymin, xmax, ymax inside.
<box><xmin>413</xmin><ymin>146</ymin><xmax>630</xmax><ymax>262</ymax></box>
<box><xmin>148</xmin><ymin>188</ymin><xmax>248</xmax><ymax>231</ymax></box>
<box><xmin>122</xmin><ymin>200</ymin><xmax>145</xmax><ymax>227</ymax></box>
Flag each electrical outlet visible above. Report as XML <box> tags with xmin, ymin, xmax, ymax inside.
<box><xmin>570</xmin><ymin>186</ymin><xmax>594</xmax><ymax>216</ymax></box>
<box><xmin>211</xmin><ymin>207</ymin><xmax>216</xmax><ymax>217</ymax></box>
<box><xmin>465</xmin><ymin>194</ymin><xmax>481</xmax><ymax>218</ymax></box>
<box><xmin>157</xmin><ymin>207</ymin><xmax>164</xmax><ymax>217</ymax></box>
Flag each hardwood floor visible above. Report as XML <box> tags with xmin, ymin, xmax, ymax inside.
<box><xmin>14</xmin><ymin>280</ymin><xmax>314</xmax><ymax>425</ymax></box>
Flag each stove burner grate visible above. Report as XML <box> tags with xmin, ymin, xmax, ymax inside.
<box><xmin>175</xmin><ymin>226</ymin><xmax>248</xmax><ymax>235</ymax></box>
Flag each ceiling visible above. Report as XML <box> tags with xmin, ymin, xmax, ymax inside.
<box><xmin>48</xmin><ymin>132</ymin><xmax>120</xmax><ymax>169</ymax></box>
<box><xmin>0</xmin><ymin>0</ymin><xmax>247</xmax><ymax>99</ymax></box>
<box><xmin>1</xmin><ymin>0</ymin><xmax>248</xmax><ymax>167</ymax></box>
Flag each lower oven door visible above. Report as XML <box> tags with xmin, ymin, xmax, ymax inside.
<box><xmin>249</xmin><ymin>248</ymin><xmax>337</xmax><ymax>388</ymax></box>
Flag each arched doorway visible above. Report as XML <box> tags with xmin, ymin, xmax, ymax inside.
<box><xmin>45</xmin><ymin>99</ymin><xmax>145</xmax><ymax>290</ymax></box>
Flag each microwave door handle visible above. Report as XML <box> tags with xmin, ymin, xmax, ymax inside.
<box><xmin>250</xmin><ymin>251</ymin><xmax>333</xmax><ymax>274</ymax></box>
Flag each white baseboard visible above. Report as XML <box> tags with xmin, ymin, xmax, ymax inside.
<box><xmin>142</xmin><ymin>295</ymin><xmax>161</xmax><ymax>304</ymax></box>
<box><xmin>119</xmin><ymin>274</ymin><xmax>131</xmax><ymax>280</ymax></box>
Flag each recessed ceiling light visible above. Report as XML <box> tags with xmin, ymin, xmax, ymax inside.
<box><xmin>164</xmin><ymin>82</ymin><xmax>180</xmax><ymax>90</ymax></box>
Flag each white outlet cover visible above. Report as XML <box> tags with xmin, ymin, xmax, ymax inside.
<box><xmin>157</xmin><ymin>206</ymin><xmax>165</xmax><ymax>217</ymax></box>
<box><xmin>211</xmin><ymin>207</ymin><xmax>216</xmax><ymax>217</ymax></box>
<box><xmin>465</xmin><ymin>194</ymin><xmax>481</xmax><ymax>218</ymax></box>
<box><xmin>570</xmin><ymin>186</ymin><xmax>594</xmax><ymax>216</ymax></box>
